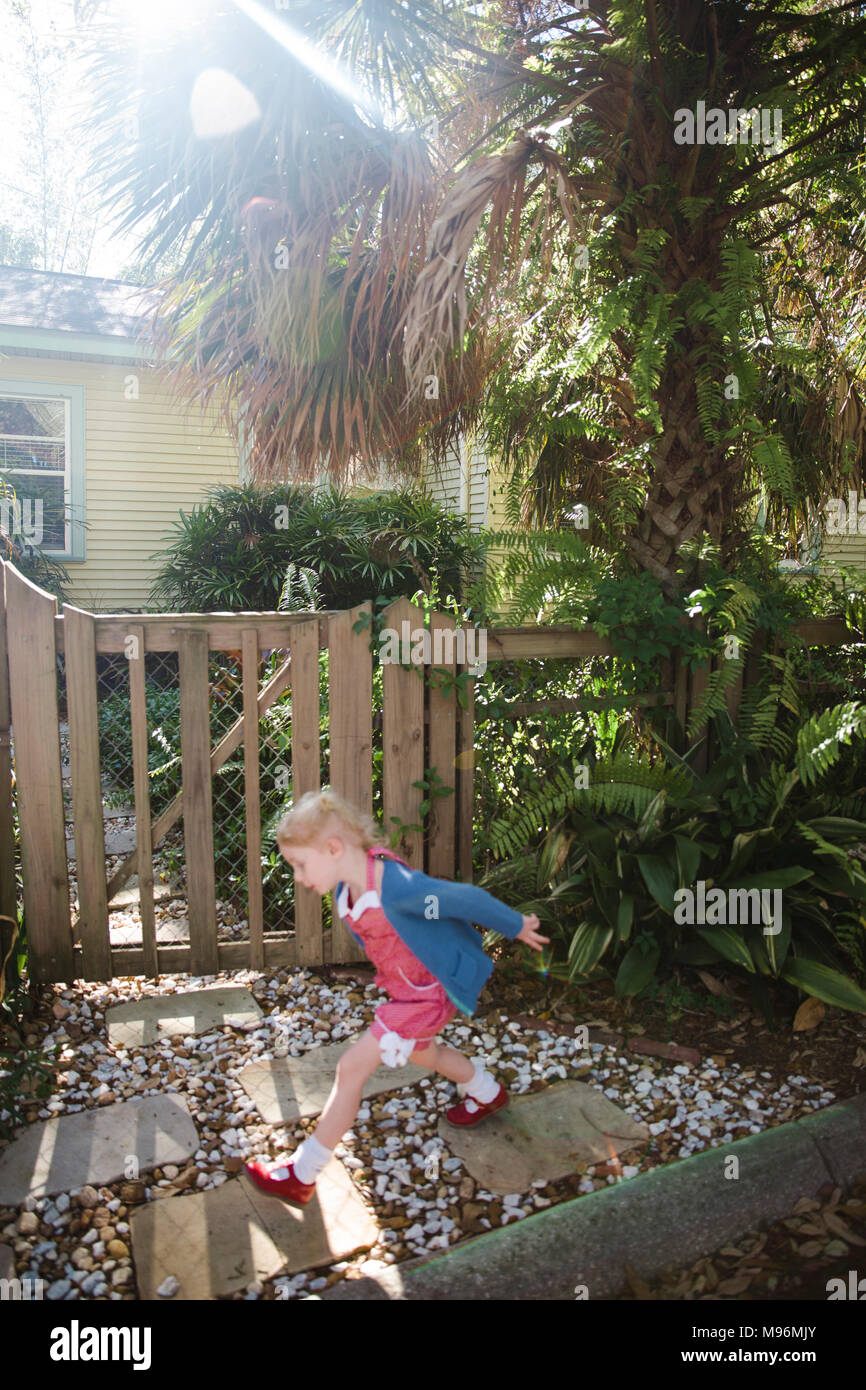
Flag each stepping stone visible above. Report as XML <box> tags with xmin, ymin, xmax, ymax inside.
<box><xmin>437</xmin><ymin>1080</ymin><xmax>650</xmax><ymax>1195</ymax></box>
<box><xmin>108</xmin><ymin>881</ymin><xmax>175</xmax><ymax>910</ymax></box>
<box><xmin>102</xmin><ymin>805</ymin><xmax>137</xmax><ymax>821</ymax></box>
<box><xmin>0</xmin><ymin>1096</ymin><xmax>199</xmax><ymax>1206</ymax></box>
<box><xmin>66</xmin><ymin>827</ymin><xmax>137</xmax><ymax>861</ymax></box>
<box><xmin>239</xmin><ymin>1038</ymin><xmax>435</xmax><ymax>1124</ymax></box>
<box><xmin>108</xmin><ymin>915</ymin><xmax>190</xmax><ymax>947</ymax></box>
<box><xmin>131</xmin><ymin>1163</ymin><xmax>379</xmax><ymax>1299</ymax></box>
<box><xmin>106</xmin><ymin>986</ymin><xmax>262</xmax><ymax>1047</ymax></box>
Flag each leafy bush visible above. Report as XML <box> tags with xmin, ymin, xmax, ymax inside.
<box><xmin>481</xmin><ymin>683</ymin><xmax>866</xmax><ymax>1020</ymax></box>
<box><xmin>147</xmin><ymin>483</ymin><xmax>486</xmax><ymax>613</ymax></box>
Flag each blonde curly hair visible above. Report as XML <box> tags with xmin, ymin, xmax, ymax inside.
<box><xmin>275</xmin><ymin>788</ymin><xmax>384</xmax><ymax>852</ymax></box>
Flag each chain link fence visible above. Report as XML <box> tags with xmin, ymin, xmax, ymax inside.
<box><xmin>56</xmin><ymin>642</ymin><xmax>330</xmax><ymax>959</ymax></box>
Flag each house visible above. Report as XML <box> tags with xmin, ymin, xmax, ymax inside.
<box><xmin>0</xmin><ymin>266</ymin><xmax>502</xmax><ymax>612</ymax></box>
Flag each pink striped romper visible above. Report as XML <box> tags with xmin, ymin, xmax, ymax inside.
<box><xmin>337</xmin><ymin>847</ymin><xmax>457</xmax><ymax>1066</ymax></box>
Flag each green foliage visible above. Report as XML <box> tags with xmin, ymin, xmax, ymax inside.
<box><xmin>147</xmin><ymin>483</ymin><xmax>485</xmax><ymax>614</ymax></box>
<box><xmin>481</xmin><ymin>694</ymin><xmax>866</xmax><ymax>1018</ymax></box>
<box><xmin>0</xmin><ymin>1040</ymin><xmax>59</xmax><ymax>1141</ymax></box>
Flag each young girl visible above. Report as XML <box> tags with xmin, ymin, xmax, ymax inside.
<box><xmin>244</xmin><ymin>788</ymin><xmax>549</xmax><ymax>1208</ymax></box>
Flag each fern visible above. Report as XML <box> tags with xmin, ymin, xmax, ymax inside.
<box><xmin>796</xmin><ymin>702</ymin><xmax>866</xmax><ymax>786</ymax></box>
<box><xmin>488</xmin><ymin>750</ymin><xmax>692</xmax><ymax>859</ymax></box>
<box><xmin>795</xmin><ymin>820</ymin><xmax>858</xmax><ymax>877</ymax></box>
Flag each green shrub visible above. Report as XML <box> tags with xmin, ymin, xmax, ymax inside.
<box><xmin>481</xmin><ymin>690</ymin><xmax>866</xmax><ymax>1021</ymax></box>
<box><xmin>147</xmin><ymin>482</ymin><xmax>486</xmax><ymax>613</ymax></box>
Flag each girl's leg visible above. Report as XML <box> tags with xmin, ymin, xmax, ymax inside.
<box><xmin>409</xmin><ymin>1038</ymin><xmax>474</xmax><ymax>1084</ymax></box>
<box><xmin>311</xmin><ymin>1029</ymin><xmax>384</xmax><ymax>1151</ymax></box>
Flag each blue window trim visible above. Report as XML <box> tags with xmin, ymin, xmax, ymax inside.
<box><xmin>0</xmin><ymin>377</ymin><xmax>85</xmax><ymax>562</ymax></box>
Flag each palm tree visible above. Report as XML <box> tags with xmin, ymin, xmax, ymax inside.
<box><xmin>75</xmin><ymin>0</ymin><xmax>866</xmax><ymax>590</ymax></box>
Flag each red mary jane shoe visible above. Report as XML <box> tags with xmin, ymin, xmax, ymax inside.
<box><xmin>243</xmin><ymin>1159</ymin><xmax>315</xmax><ymax>1208</ymax></box>
<box><xmin>445</xmin><ymin>1082</ymin><xmax>509</xmax><ymax>1127</ymax></box>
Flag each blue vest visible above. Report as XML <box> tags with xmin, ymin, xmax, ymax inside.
<box><xmin>335</xmin><ymin>858</ymin><xmax>524</xmax><ymax>1016</ymax></box>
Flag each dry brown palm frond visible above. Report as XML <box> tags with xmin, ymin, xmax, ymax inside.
<box><xmin>402</xmin><ymin>131</ymin><xmax>582</xmax><ymax>401</ymax></box>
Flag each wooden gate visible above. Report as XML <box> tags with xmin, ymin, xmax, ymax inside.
<box><xmin>0</xmin><ymin>562</ymin><xmax>475</xmax><ymax>984</ymax></box>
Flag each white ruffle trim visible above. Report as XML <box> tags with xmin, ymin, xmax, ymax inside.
<box><xmin>336</xmin><ymin>884</ymin><xmax>382</xmax><ymax>922</ymax></box>
<box><xmin>377</xmin><ymin>1029</ymin><xmax>417</xmax><ymax>1067</ymax></box>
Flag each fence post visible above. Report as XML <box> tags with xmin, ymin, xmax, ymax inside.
<box><xmin>290</xmin><ymin>619</ymin><xmax>323</xmax><ymax>965</ymax></box>
<box><xmin>328</xmin><ymin>603</ymin><xmax>372</xmax><ymax>963</ymax></box>
<box><xmin>381</xmin><ymin>597</ymin><xmax>425</xmax><ymax>868</ymax></box>
<box><xmin>427</xmin><ymin>610</ymin><xmax>457</xmax><ymax>878</ymax></box>
<box><xmin>127</xmin><ymin>623</ymin><xmax>158</xmax><ymax>978</ymax></box>
<box><xmin>456</xmin><ymin>633</ymin><xmax>475</xmax><ymax>883</ymax></box>
<box><xmin>3</xmin><ymin>562</ymin><xmax>72</xmax><ymax>983</ymax></box>
<box><xmin>178</xmin><ymin>628</ymin><xmax>218</xmax><ymax>975</ymax></box>
<box><xmin>63</xmin><ymin>604</ymin><xmax>111</xmax><ymax>981</ymax></box>
<box><xmin>241</xmin><ymin>628</ymin><xmax>264</xmax><ymax>972</ymax></box>
<box><xmin>686</xmin><ymin>616</ymin><xmax>710</xmax><ymax>775</ymax></box>
<box><xmin>0</xmin><ymin>564</ymin><xmax>16</xmax><ymax>935</ymax></box>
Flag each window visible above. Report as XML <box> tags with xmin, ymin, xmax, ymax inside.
<box><xmin>0</xmin><ymin>381</ymin><xmax>85</xmax><ymax>561</ymax></box>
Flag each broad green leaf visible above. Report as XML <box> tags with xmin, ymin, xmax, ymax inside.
<box><xmin>674</xmin><ymin>833</ymin><xmax>702</xmax><ymax>883</ymax></box>
<box><xmin>781</xmin><ymin>958</ymin><xmax>866</xmax><ymax>1013</ymax></box>
<box><xmin>637</xmin><ymin>853</ymin><xmax>677</xmax><ymax>914</ymax></box>
<box><xmin>616</xmin><ymin>894</ymin><xmax>634</xmax><ymax>943</ymax></box>
<box><xmin>722</xmin><ymin>866</ymin><xmax>812</xmax><ymax>890</ymax></box>
<box><xmin>567</xmin><ymin>920</ymin><xmax>614</xmax><ymax>977</ymax></box>
<box><xmin>691</xmin><ymin>926</ymin><xmax>756</xmax><ymax>973</ymax></box>
<box><xmin>614</xmin><ymin>942</ymin><xmax>661</xmax><ymax>997</ymax></box>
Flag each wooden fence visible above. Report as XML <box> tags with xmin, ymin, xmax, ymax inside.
<box><xmin>0</xmin><ymin>557</ymin><xmax>858</xmax><ymax>985</ymax></box>
<box><xmin>0</xmin><ymin>564</ymin><xmax>479</xmax><ymax>984</ymax></box>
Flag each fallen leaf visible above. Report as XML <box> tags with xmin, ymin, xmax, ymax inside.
<box><xmin>823</xmin><ymin>1211</ymin><xmax>866</xmax><ymax>1245</ymax></box>
<box><xmin>623</xmin><ymin>1261</ymin><xmax>654</xmax><ymax>1300</ymax></box>
<box><xmin>717</xmin><ymin>1274</ymin><xmax>752</xmax><ymax>1294</ymax></box>
<box><xmin>796</xmin><ymin>1240</ymin><xmax>825</xmax><ymax>1258</ymax></box>
<box><xmin>793</xmin><ymin>997</ymin><xmax>825</xmax><ymax>1031</ymax></box>
<box><xmin>696</xmin><ymin>970</ymin><xmax>729</xmax><ymax>997</ymax></box>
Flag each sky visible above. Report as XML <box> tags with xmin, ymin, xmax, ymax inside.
<box><xmin>0</xmin><ymin>0</ymin><xmax>394</xmax><ymax>282</ymax></box>
<box><xmin>0</xmin><ymin>0</ymin><xmax>150</xmax><ymax>278</ymax></box>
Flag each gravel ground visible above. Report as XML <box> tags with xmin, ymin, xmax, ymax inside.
<box><xmin>0</xmin><ymin>964</ymin><xmax>843</xmax><ymax>1302</ymax></box>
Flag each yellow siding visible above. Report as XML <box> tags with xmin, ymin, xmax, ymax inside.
<box><xmin>820</xmin><ymin>531</ymin><xmax>866</xmax><ymax>579</ymax></box>
<box><xmin>0</xmin><ymin>355</ymin><xmax>238</xmax><ymax>611</ymax></box>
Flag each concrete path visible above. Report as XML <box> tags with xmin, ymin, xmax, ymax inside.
<box><xmin>320</xmin><ymin>1091</ymin><xmax>866</xmax><ymax>1300</ymax></box>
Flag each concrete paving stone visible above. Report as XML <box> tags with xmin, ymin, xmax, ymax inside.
<box><xmin>0</xmin><ymin>1096</ymin><xmax>199</xmax><ymax>1206</ymax></box>
<box><xmin>437</xmin><ymin>1080</ymin><xmax>649</xmax><ymax>1195</ymax></box>
<box><xmin>131</xmin><ymin>1163</ymin><xmax>379</xmax><ymax>1299</ymax></box>
<box><xmin>67</xmin><ymin>827</ymin><xmax>137</xmax><ymax>861</ymax></box>
<box><xmin>238</xmin><ymin>1038</ymin><xmax>435</xmax><ymax>1124</ymax></box>
<box><xmin>108</xmin><ymin>881</ymin><xmax>175</xmax><ymax>910</ymax></box>
<box><xmin>108</xmin><ymin>915</ymin><xmax>189</xmax><ymax>947</ymax></box>
<box><xmin>106</xmin><ymin>987</ymin><xmax>262</xmax><ymax>1047</ymax></box>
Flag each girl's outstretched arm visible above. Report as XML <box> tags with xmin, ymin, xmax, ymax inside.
<box><xmin>386</xmin><ymin>866</ymin><xmax>525</xmax><ymax>939</ymax></box>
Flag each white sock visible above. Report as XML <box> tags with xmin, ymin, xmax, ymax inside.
<box><xmin>271</xmin><ymin>1134</ymin><xmax>332</xmax><ymax>1185</ymax></box>
<box><xmin>463</xmin><ymin>1062</ymin><xmax>499</xmax><ymax>1113</ymax></box>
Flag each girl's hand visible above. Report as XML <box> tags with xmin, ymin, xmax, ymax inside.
<box><xmin>517</xmin><ymin>914</ymin><xmax>550</xmax><ymax>951</ymax></box>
